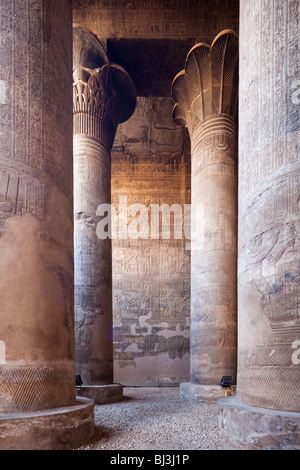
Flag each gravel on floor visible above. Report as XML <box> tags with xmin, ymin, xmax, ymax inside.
<box><xmin>75</xmin><ymin>387</ymin><xmax>247</xmax><ymax>451</ymax></box>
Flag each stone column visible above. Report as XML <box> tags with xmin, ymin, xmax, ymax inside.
<box><xmin>218</xmin><ymin>0</ymin><xmax>300</xmax><ymax>449</ymax></box>
<box><xmin>73</xmin><ymin>28</ymin><xmax>136</xmax><ymax>404</ymax></box>
<box><xmin>0</xmin><ymin>1</ymin><xmax>94</xmax><ymax>449</ymax></box>
<box><xmin>172</xmin><ymin>30</ymin><xmax>239</xmax><ymax>399</ymax></box>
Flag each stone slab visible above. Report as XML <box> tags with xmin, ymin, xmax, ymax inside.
<box><xmin>0</xmin><ymin>397</ymin><xmax>94</xmax><ymax>450</ymax></box>
<box><xmin>180</xmin><ymin>382</ymin><xmax>233</xmax><ymax>401</ymax></box>
<box><xmin>76</xmin><ymin>383</ymin><xmax>123</xmax><ymax>404</ymax></box>
<box><xmin>218</xmin><ymin>396</ymin><xmax>300</xmax><ymax>450</ymax></box>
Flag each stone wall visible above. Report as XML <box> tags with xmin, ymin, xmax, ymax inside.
<box><xmin>73</xmin><ymin>0</ymin><xmax>239</xmax><ymax>43</ymax></box>
<box><xmin>111</xmin><ymin>96</ymin><xmax>191</xmax><ymax>385</ymax></box>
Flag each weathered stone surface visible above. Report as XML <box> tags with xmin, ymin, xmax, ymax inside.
<box><xmin>111</xmin><ymin>97</ymin><xmax>191</xmax><ymax>385</ymax></box>
<box><xmin>237</xmin><ymin>0</ymin><xmax>300</xmax><ymax>413</ymax></box>
<box><xmin>218</xmin><ymin>0</ymin><xmax>300</xmax><ymax>451</ymax></box>
<box><xmin>0</xmin><ymin>397</ymin><xmax>94</xmax><ymax>450</ymax></box>
<box><xmin>172</xmin><ymin>31</ymin><xmax>239</xmax><ymax>389</ymax></box>
<box><xmin>218</xmin><ymin>397</ymin><xmax>300</xmax><ymax>450</ymax></box>
<box><xmin>0</xmin><ymin>0</ymin><xmax>75</xmax><ymax>412</ymax></box>
<box><xmin>74</xmin><ymin>136</ymin><xmax>114</xmax><ymax>385</ymax></box>
<box><xmin>73</xmin><ymin>1</ymin><xmax>239</xmax><ymax>98</ymax></box>
<box><xmin>76</xmin><ymin>383</ymin><xmax>123</xmax><ymax>404</ymax></box>
<box><xmin>73</xmin><ymin>0</ymin><xmax>239</xmax><ymax>42</ymax></box>
<box><xmin>0</xmin><ymin>0</ymin><xmax>95</xmax><ymax>450</ymax></box>
<box><xmin>180</xmin><ymin>382</ymin><xmax>226</xmax><ymax>401</ymax></box>
<box><xmin>111</xmin><ymin>142</ymin><xmax>191</xmax><ymax>386</ymax></box>
<box><xmin>73</xmin><ymin>28</ymin><xmax>136</xmax><ymax>389</ymax></box>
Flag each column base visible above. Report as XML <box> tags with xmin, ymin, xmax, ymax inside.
<box><xmin>180</xmin><ymin>382</ymin><xmax>236</xmax><ymax>400</ymax></box>
<box><xmin>76</xmin><ymin>383</ymin><xmax>123</xmax><ymax>404</ymax></box>
<box><xmin>218</xmin><ymin>396</ymin><xmax>300</xmax><ymax>450</ymax></box>
<box><xmin>0</xmin><ymin>397</ymin><xmax>94</xmax><ymax>450</ymax></box>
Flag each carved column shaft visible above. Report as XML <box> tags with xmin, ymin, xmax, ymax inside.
<box><xmin>218</xmin><ymin>2</ymin><xmax>300</xmax><ymax>450</ymax></box>
<box><xmin>172</xmin><ymin>30</ymin><xmax>238</xmax><ymax>396</ymax></box>
<box><xmin>73</xmin><ymin>65</ymin><xmax>117</xmax><ymax>385</ymax></box>
<box><xmin>237</xmin><ymin>0</ymin><xmax>300</xmax><ymax>412</ymax></box>
<box><xmin>0</xmin><ymin>0</ymin><xmax>75</xmax><ymax>412</ymax></box>
<box><xmin>73</xmin><ymin>28</ymin><xmax>136</xmax><ymax>393</ymax></box>
<box><xmin>74</xmin><ymin>135</ymin><xmax>113</xmax><ymax>385</ymax></box>
<box><xmin>190</xmin><ymin>115</ymin><xmax>237</xmax><ymax>385</ymax></box>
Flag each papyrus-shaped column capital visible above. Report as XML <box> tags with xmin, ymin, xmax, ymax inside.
<box><xmin>73</xmin><ymin>27</ymin><xmax>136</xmax><ymax>151</ymax></box>
<box><xmin>172</xmin><ymin>30</ymin><xmax>239</xmax><ymax>136</ymax></box>
<box><xmin>173</xmin><ymin>30</ymin><xmax>239</xmax><ymax>395</ymax></box>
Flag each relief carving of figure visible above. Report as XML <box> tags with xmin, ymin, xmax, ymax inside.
<box><xmin>247</xmin><ymin>224</ymin><xmax>296</xmax><ymax>266</ymax></box>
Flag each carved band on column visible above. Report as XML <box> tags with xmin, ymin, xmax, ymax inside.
<box><xmin>191</xmin><ymin>114</ymin><xmax>237</xmax><ymax>154</ymax></box>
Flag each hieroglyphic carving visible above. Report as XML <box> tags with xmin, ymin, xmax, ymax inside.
<box><xmin>111</xmin><ymin>150</ymin><xmax>191</xmax><ymax>383</ymax></box>
<box><xmin>0</xmin><ymin>0</ymin><xmax>76</xmax><ymax>415</ymax></box>
<box><xmin>114</xmin><ymin>97</ymin><xmax>184</xmax><ymax>154</ymax></box>
<box><xmin>0</xmin><ymin>169</ymin><xmax>45</xmax><ymax>236</ymax></box>
<box><xmin>171</xmin><ymin>30</ymin><xmax>238</xmax><ymax>385</ymax></box>
<box><xmin>74</xmin><ymin>0</ymin><xmax>235</xmax><ymax>10</ymax></box>
<box><xmin>239</xmin><ymin>0</ymin><xmax>300</xmax><ymax>201</ymax></box>
<box><xmin>73</xmin><ymin>27</ymin><xmax>136</xmax><ymax>385</ymax></box>
<box><xmin>73</xmin><ymin>0</ymin><xmax>239</xmax><ymax>41</ymax></box>
<box><xmin>0</xmin><ymin>0</ymin><xmax>73</xmax><ymax>236</ymax></box>
<box><xmin>238</xmin><ymin>0</ymin><xmax>300</xmax><ymax>411</ymax></box>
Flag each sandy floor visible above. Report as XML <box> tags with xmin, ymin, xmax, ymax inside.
<box><xmin>75</xmin><ymin>387</ymin><xmax>247</xmax><ymax>451</ymax></box>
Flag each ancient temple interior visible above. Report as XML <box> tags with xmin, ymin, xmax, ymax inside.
<box><xmin>0</xmin><ymin>0</ymin><xmax>299</xmax><ymax>451</ymax></box>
